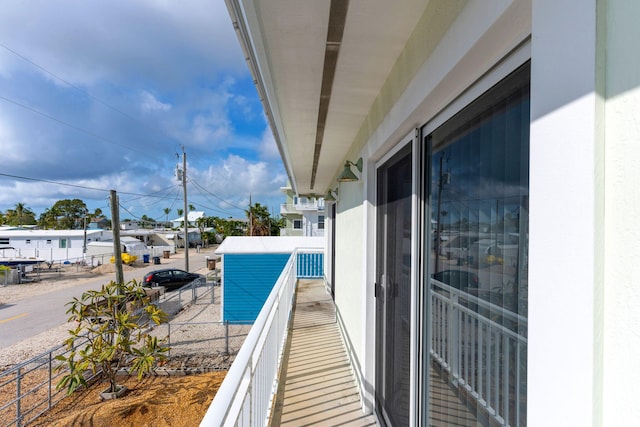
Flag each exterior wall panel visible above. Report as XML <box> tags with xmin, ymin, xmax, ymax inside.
<box><xmin>222</xmin><ymin>253</ymin><xmax>291</xmax><ymax>323</ymax></box>
<box><xmin>334</xmin><ymin>183</ymin><xmax>366</xmax><ymax>369</ymax></box>
<box><xmin>602</xmin><ymin>1</ymin><xmax>640</xmax><ymax>424</ymax></box>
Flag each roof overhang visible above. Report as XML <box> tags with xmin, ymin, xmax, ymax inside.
<box><xmin>225</xmin><ymin>0</ymin><xmax>429</xmax><ymax>195</ymax></box>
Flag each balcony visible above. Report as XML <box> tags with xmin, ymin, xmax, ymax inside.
<box><xmin>201</xmin><ymin>251</ymin><xmax>522</xmax><ymax>426</ymax></box>
<box><xmin>280</xmin><ymin>200</ymin><xmax>325</xmax><ymax>216</ymax></box>
<box><xmin>200</xmin><ymin>249</ymin><xmax>374</xmax><ymax>426</ymax></box>
<box><xmin>279</xmin><ymin>204</ymin><xmax>299</xmax><ymax>215</ymax></box>
<box><xmin>279</xmin><ymin>228</ymin><xmax>303</xmax><ymax>237</ymax></box>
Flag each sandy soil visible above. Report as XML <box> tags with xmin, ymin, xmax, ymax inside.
<box><xmin>29</xmin><ymin>371</ymin><xmax>227</xmax><ymax>427</ymax></box>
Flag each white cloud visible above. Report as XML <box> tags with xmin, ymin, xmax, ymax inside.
<box><xmin>0</xmin><ymin>2</ymin><xmax>288</xmax><ymax>221</ymax></box>
<box><xmin>140</xmin><ymin>91</ymin><xmax>171</xmax><ymax>112</ymax></box>
<box><xmin>258</xmin><ymin>127</ymin><xmax>280</xmax><ymax>160</ymax></box>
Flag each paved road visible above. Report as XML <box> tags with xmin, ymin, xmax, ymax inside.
<box><xmin>0</xmin><ymin>249</ymin><xmax>217</xmax><ymax>348</ymax></box>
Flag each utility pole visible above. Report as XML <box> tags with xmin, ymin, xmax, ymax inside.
<box><xmin>434</xmin><ymin>154</ymin><xmax>449</xmax><ymax>276</ymax></box>
<box><xmin>181</xmin><ymin>147</ymin><xmax>190</xmax><ymax>272</ymax></box>
<box><xmin>110</xmin><ymin>190</ymin><xmax>124</xmax><ymax>288</ymax></box>
<box><xmin>248</xmin><ymin>193</ymin><xmax>253</xmax><ymax>236</ymax></box>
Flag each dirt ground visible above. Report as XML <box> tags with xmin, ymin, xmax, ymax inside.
<box><xmin>30</xmin><ymin>371</ymin><xmax>226</xmax><ymax>427</ymax></box>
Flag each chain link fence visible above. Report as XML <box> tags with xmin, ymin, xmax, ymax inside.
<box><xmin>0</xmin><ymin>276</ymin><xmax>248</xmax><ymax>427</ymax></box>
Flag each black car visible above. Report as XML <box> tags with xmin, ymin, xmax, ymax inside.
<box><xmin>143</xmin><ymin>268</ymin><xmax>204</xmax><ymax>290</ymax></box>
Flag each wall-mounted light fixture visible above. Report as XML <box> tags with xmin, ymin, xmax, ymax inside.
<box><xmin>324</xmin><ymin>188</ymin><xmax>338</xmax><ymax>202</ymax></box>
<box><xmin>337</xmin><ymin>158</ymin><xmax>363</xmax><ymax>182</ymax></box>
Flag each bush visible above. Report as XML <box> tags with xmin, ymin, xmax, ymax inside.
<box><xmin>56</xmin><ymin>280</ymin><xmax>169</xmax><ymax>396</ymax></box>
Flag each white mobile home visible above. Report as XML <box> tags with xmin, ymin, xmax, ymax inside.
<box><xmin>0</xmin><ymin>229</ymin><xmax>112</xmax><ymax>263</ymax></box>
<box><xmin>219</xmin><ymin>1</ymin><xmax>640</xmax><ymax>426</ymax></box>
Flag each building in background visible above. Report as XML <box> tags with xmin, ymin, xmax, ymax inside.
<box><xmin>279</xmin><ymin>184</ymin><xmax>325</xmax><ymax>237</ymax></box>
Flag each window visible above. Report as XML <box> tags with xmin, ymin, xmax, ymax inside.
<box><xmin>318</xmin><ymin>216</ymin><xmax>325</xmax><ymax>230</ymax></box>
<box><xmin>59</xmin><ymin>239</ymin><xmax>67</xmax><ymax>249</ymax></box>
<box><xmin>424</xmin><ymin>63</ymin><xmax>530</xmax><ymax>427</ymax></box>
<box><xmin>46</xmin><ymin>240</ymin><xmax>52</xmax><ymax>245</ymax></box>
<box><xmin>0</xmin><ymin>238</ymin><xmax>9</xmax><ymax>245</ymax></box>
<box><xmin>293</xmin><ymin>220</ymin><xmax>302</xmax><ymax>229</ymax></box>
<box><xmin>26</xmin><ymin>239</ymin><xmax>31</xmax><ymax>244</ymax></box>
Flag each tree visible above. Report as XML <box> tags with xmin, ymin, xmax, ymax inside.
<box><xmin>246</xmin><ymin>203</ymin><xmax>273</xmax><ymax>236</ymax></box>
<box><xmin>269</xmin><ymin>215</ymin><xmax>286</xmax><ymax>236</ymax></box>
<box><xmin>38</xmin><ymin>207</ymin><xmax>59</xmax><ymax>229</ymax></box>
<box><xmin>50</xmin><ymin>199</ymin><xmax>88</xmax><ymax>229</ymax></box>
<box><xmin>140</xmin><ymin>215</ymin><xmax>155</xmax><ymax>229</ymax></box>
<box><xmin>188</xmin><ymin>204</ymin><xmax>195</xmax><ymax>211</ymax></box>
<box><xmin>56</xmin><ymin>280</ymin><xmax>168</xmax><ymax>397</ymax></box>
<box><xmin>163</xmin><ymin>208</ymin><xmax>171</xmax><ymax>226</ymax></box>
<box><xmin>5</xmin><ymin>203</ymin><xmax>36</xmax><ymax>226</ymax></box>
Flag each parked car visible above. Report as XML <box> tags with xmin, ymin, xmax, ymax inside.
<box><xmin>143</xmin><ymin>268</ymin><xmax>204</xmax><ymax>290</ymax></box>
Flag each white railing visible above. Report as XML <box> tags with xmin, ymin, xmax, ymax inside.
<box><xmin>279</xmin><ymin>204</ymin><xmax>298</xmax><ymax>215</ymax></box>
<box><xmin>430</xmin><ymin>280</ymin><xmax>527</xmax><ymax>427</ymax></box>
<box><xmin>200</xmin><ymin>249</ymin><xmax>304</xmax><ymax>426</ymax></box>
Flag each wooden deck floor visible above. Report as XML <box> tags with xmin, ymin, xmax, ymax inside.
<box><xmin>269</xmin><ymin>279</ymin><xmax>479</xmax><ymax>426</ymax></box>
<box><xmin>270</xmin><ymin>279</ymin><xmax>377</xmax><ymax>426</ymax></box>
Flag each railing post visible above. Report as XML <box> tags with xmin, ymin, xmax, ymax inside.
<box><xmin>449</xmin><ymin>292</ymin><xmax>459</xmax><ymax>384</ymax></box>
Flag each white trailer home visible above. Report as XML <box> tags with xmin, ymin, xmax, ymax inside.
<box><xmin>0</xmin><ymin>229</ymin><xmax>112</xmax><ymax>263</ymax></box>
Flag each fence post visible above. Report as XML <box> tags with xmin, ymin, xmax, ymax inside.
<box><xmin>225</xmin><ymin>320</ymin><xmax>229</xmax><ymax>355</ymax></box>
<box><xmin>48</xmin><ymin>352</ymin><xmax>53</xmax><ymax>410</ymax></box>
<box><xmin>167</xmin><ymin>323</ymin><xmax>172</xmax><ymax>358</ymax></box>
<box><xmin>16</xmin><ymin>367</ymin><xmax>22</xmax><ymax>427</ymax></box>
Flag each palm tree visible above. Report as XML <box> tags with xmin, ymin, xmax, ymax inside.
<box><xmin>15</xmin><ymin>203</ymin><xmax>25</xmax><ymax>227</ymax></box>
<box><xmin>188</xmin><ymin>204</ymin><xmax>195</xmax><ymax>211</ymax></box>
<box><xmin>245</xmin><ymin>203</ymin><xmax>271</xmax><ymax>236</ymax></box>
<box><xmin>163</xmin><ymin>208</ymin><xmax>170</xmax><ymax>226</ymax></box>
<box><xmin>10</xmin><ymin>203</ymin><xmax>35</xmax><ymax>227</ymax></box>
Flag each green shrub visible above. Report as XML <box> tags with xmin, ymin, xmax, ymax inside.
<box><xmin>56</xmin><ymin>280</ymin><xmax>169</xmax><ymax>396</ymax></box>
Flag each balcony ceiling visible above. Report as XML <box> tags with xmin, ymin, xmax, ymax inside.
<box><xmin>228</xmin><ymin>0</ymin><xmax>428</xmax><ymax>195</ymax></box>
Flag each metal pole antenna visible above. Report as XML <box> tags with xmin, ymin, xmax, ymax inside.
<box><xmin>182</xmin><ymin>148</ymin><xmax>189</xmax><ymax>272</ymax></box>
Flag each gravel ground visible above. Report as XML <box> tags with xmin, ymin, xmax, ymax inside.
<box><xmin>0</xmin><ymin>251</ymin><xmax>246</xmax><ymax>370</ymax></box>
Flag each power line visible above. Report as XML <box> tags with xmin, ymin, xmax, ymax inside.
<box><xmin>0</xmin><ymin>172</ymin><xmax>170</xmax><ymax>199</ymax></box>
<box><xmin>0</xmin><ymin>42</ymin><xmax>177</xmax><ymax>154</ymax></box>
<box><xmin>188</xmin><ymin>178</ymin><xmax>245</xmax><ymax>212</ymax></box>
<box><xmin>0</xmin><ymin>94</ymin><xmax>149</xmax><ymax>156</ymax></box>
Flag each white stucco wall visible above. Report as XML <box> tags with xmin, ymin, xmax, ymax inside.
<box><xmin>601</xmin><ymin>1</ymin><xmax>640</xmax><ymax>424</ymax></box>
<box><xmin>334</xmin><ymin>180</ymin><xmax>366</xmax><ymax>372</ymax></box>
<box><xmin>529</xmin><ymin>1</ymin><xmax>600</xmax><ymax>425</ymax></box>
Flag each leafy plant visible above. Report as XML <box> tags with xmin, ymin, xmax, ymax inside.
<box><xmin>56</xmin><ymin>280</ymin><xmax>169</xmax><ymax>396</ymax></box>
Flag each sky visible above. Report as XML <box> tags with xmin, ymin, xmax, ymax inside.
<box><xmin>0</xmin><ymin>0</ymin><xmax>287</xmax><ymax>223</ymax></box>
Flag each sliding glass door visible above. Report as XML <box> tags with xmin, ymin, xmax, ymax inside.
<box><xmin>424</xmin><ymin>63</ymin><xmax>530</xmax><ymax>426</ymax></box>
<box><xmin>375</xmin><ymin>145</ymin><xmax>412</xmax><ymax>427</ymax></box>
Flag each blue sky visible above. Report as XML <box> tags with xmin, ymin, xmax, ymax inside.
<box><xmin>0</xmin><ymin>0</ymin><xmax>287</xmax><ymax>222</ymax></box>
